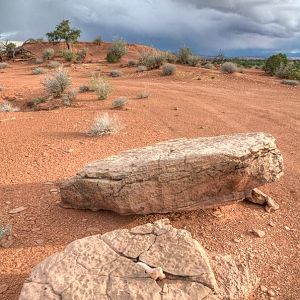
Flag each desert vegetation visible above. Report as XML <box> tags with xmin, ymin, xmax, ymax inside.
<box><xmin>89</xmin><ymin>74</ymin><xmax>112</xmax><ymax>100</ymax></box>
<box><xmin>106</xmin><ymin>38</ymin><xmax>127</xmax><ymax>63</ymax></box>
<box><xmin>88</xmin><ymin>113</ymin><xmax>122</xmax><ymax>136</ymax></box>
<box><xmin>42</xmin><ymin>68</ymin><xmax>71</xmax><ymax>97</ymax></box>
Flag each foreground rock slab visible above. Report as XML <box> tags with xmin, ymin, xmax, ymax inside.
<box><xmin>60</xmin><ymin>132</ymin><xmax>283</xmax><ymax>215</ymax></box>
<box><xmin>19</xmin><ymin>219</ymin><xmax>256</xmax><ymax>300</ymax></box>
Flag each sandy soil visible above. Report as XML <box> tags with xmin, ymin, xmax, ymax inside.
<box><xmin>0</xmin><ymin>43</ymin><xmax>299</xmax><ymax>299</ymax></box>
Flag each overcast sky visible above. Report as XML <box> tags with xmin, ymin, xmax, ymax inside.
<box><xmin>1</xmin><ymin>0</ymin><xmax>300</xmax><ymax>57</ymax></box>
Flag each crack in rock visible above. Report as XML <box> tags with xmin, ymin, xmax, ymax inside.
<box><xmin>19</xmin><ymin>219</ymin><xmax>257</xmax><ymax>300</ymax></box>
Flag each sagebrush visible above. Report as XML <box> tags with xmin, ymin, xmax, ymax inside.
<box><xmin>42</xmin><ymin>68</ymin><xmax>71</xmax><ymax>97</ymax></box>
<box><xmin>88</xmin><ymin>113</ymin><xmax>122</xmax><ymax>136</ymax></box>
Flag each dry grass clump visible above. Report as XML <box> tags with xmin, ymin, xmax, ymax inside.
<box><xmin>0</xmin><ymin>102</ymin><xmax>19</xmax><ymax>112</ymax></box>
<box><xmin>137</xmin><ymin>65</ymin><xmax>147</xmax><ymax>72</ymax></box>
<box><xmin>162</xmin><ymin>63</ymin><xmax>176</xmax><ymax>76</ymax></box>
<box><xmin>89</xmin><ymin>75</ymin><xmax>112</xmax><ymax>100</ymax></box>
<box><xmin>137</xmin><ymin>91</ymin><xmax>150</xmax><ymax>99</ymax></box>
<box><xmin>42</xmin><ymin>68</ymin><xmax>71</xmax><ymax>97</ymax></box>
<box><xmin>110</xmin><ymin>69</ymin><xmax>122</xmax><ymax>77</ymax></box>
<box><xmin>221</xmin><ymin>62</ymin><xmax>238</xmax><ymax>73</ymax></box>
<box><xmin>127</xmin><ymin>60</ymin><xmax>137</xmax><ymax>67</ymax></box>
<box><xmin>112</xmin><ymin>97</ymin><xmax>127</xmax><ymax>109</ymax></box>
<box><xmin>203</xmin><ymin>63</ymin><xmax>214</xmax><ymax>69</ymax></box>
<box><xmin>88</xmin><ymin>113</ymin><xmax>122</xmax><ymax>136</ymax></box>
<box><xmin>281</xmin><ymin>79</ymin><xmax>299</xmax><ymax>86</ymax></box>
<box><xmin>32</xmin><ymin>67</ymin><xmax>46</xmax><ymax>75</ymax></box>
<box><xmin>79</xmin><ymin>85</ymin><xmax>91</xmax><ymax>93</ymax></box>
<box><xmin>35</xmin><ymin>58</ymin><xmax>44</xmax><ymax>64</ymax></box>
<box><xmin>42</xmin><ymin>48</ymin><xmax>55</xmax><ymax>60</ymax></box>
<box><xmin>0</xmin><ymin>63</ymin><xmax>8</xmax><ymax>69</ymax></box>
<box><xmin>48</xmin><ymin>61</ymin><xmax>61</xmax><ymax>69</ymax></box>
<box><xmin>62</xmin><ymin>88</ymin><xmax>78</xmax><ymax>106</ymax></box>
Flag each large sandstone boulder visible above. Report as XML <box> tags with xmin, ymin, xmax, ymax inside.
<box><xmin>19</xmin><ymin>219</ymin><xmax>257</xmax><ymax>300</ymax></box>
<box><xmin>60</xmin><ymin>132</ymin><xmax>283</xmax><ymax>215</ymax></box>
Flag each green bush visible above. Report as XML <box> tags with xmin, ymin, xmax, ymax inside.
<box><xmin>187</xmin><ymin>55</ymin><xmax>201</xmax><ymax>67</ymax></box>
<box><xmin>264</xmin><ymin>53</ymin><xmax>288</xmax><ymax>75</ymax></box>
<box><xmin>138</xmin><ymin>50</ymin><xmax>166</xmax><ymax>70</ymax></box>
<box><xmin>61</xmin><ymin>49</ymin><xmax>77</xmax><ymax>62</ymax></box>
<box><xmin>106</xmin><ymin>38</ymin><xmax>127</xmax><ymax>63</ymax></box>
<box><xmin>177</xmin><ymin>47</ymin><xmax>193</xmax><ymax>64</ymax></box>
<box><xmin>42</xmin><ymin>48</ymin><xmax>54</xmax><ymax>60</ymax></box>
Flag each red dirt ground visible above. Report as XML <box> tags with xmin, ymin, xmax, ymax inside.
<box><xmin>0</xmin><ymin>42</ymin><xmax>299</xmax><ymax>299</ymax></box>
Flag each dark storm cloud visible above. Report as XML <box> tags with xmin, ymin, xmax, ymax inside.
<box><xmin>1</xmin><ymin>0</ymin><xmax>300</xmax><ymax>56</ymax></box>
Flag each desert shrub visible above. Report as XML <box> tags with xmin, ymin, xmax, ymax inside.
<box><xmin>32</xmin><ymin>67</ymin><xmax>46</xmax><ymax>75</ymax></box>
<box><xmin>94</xmin><ymin>36</ymin><xmax>102</xmax><ymax>45</ymax></box>
<box><xmin>221</xmin><ymin>62</ymin><xmax>238</xmax><ymax>73</ymax></box>
<box><xmin>28</xmin><ymin>97</ymin><xmax>47</xmax><ymax>110</ymax></box>
<box><xmin>162</xmin><ymin>63</ymin><xmax>176</xmax><ymax>76</ymax></box>
<box><xmin>136</xmin><ymin>65</ymin><xmax>147</xmax><ymax>72</ymax></box>
<box><xmin>110</xmin><ymin>69</ymin><xmax>122</xmax><ymax>77</ymax></box>
<box><xmin>127</xmin><ymin>60</ymin><xmax>137</xmax><ymax>67</ymax></box>
<box><xmin>138</xmin><ymin>50</ymin><xmax>166</xmax><ymax>70</ymax></box>
<box><xmin>61</xmin><ymin>49</ymin><xmax>77</xmax><ymax>62</ymax></box>
<box><xmin>42</xmin><ymin>48</ymin><xmax>55</xmax><ymax>61</ymax></box>
<box><xmin>0</xmin><ymin>63</ymin><xmax>8</xmax><ymax>69</ymax></box>
<box><xmin>0</xmin><ymin>224</ymin><xmax>12</xmax><ymax>240</ymax></box>
<box><xmin>90</xmin><ymin>75</ymin><xmax>112</xmax><ymax>100</ymax></box>
<box><xmin>48</xmin><ymin>61</ymin><xmax>61</xmax><ymax>68</ymax></box>
<box><xmin>281</xmin><ymin>79</ymin><xmax>299</xmax><ymax>86</ymax></box>
<box><xmin>35</xmin><ymin>58</ymin><xmax>44</xmax><ymax>64</ymax></box>
<box><xmin>88</xmin><ymin>113</ymin><xmax>121</xmax><ymax>136</ymax></box>
<box><xmin>137</xmin><ymin>91</ymin><xmax>150</xmax><ymax>99</ymax></box>
<box><xmin>112</xmin><ymin>97</ymin><xmax>127</xmax><ymax>109</ymax></box>
<box><xmin>62</xmin><ymin>88</ymin><xmax>77</xmax><ymax>105</ymax></box>
<box><xmin>177</xmin><ymin>47</ymin><xmax>193</xmax><ymax>64</ymax></box>
<box><xmin>76</xmin><ymin>48</ymin><xmax>88</xmax><ymax>62</ymax></box>
<box><xmin>106</xmin><ymin>38</ymin><xmax>127</xmax><ymax>63</ymax></box>
<box><xmin>187</xmin><ymin>55</ymin><xmax>201</xmax><ymax>67</ymax></box>
<box><xmin>274</xmin><ymin>62</ymin><xmax>300</xmax><ymax>80</ymax></box>
<box><xmin>264</xmin><ymin>53</ymin><xmax>288</xmax><ymax>75</ymax></box>
<box><xmin>79</xmin><ymin>85</ymin><xmax>91</xmax><ymax>93</ymax></box>
<box><xmin>177</xmin><ymin>47</ymin><xmax>201</xmax><ymax>66</ymax></box>
<box><xmin>42</xmin><ymin>68</ymin><xmax>71</xmax><ymax>97</ymax></box>
<box><xmin>0</xmin><ymin>102</ymin><xmax>19</xmax><ymax>112</ymax></box>
<box><xmin>203</xmin><ymin>63</ymin><xmax>214</xmax><ymax>69</ymax></box>
<box><xmin>163</xmin><ymin>51</ymin><xmax>177</xmax><ymax>63</ymax></box>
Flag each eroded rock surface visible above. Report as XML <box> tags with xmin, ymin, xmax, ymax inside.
<box><xmin>60</xmin><ymin>132</ymin><xmax>283</xmax><ymax>215</ymax></box>
<box><xmin>20</xmin><ymin>220</ymin><xmax>257</xmax><ymax>300</ymax></box>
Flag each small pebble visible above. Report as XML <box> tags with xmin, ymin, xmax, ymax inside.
<box><xmin>284</xmin><ymin>226</ymin><xmax>291</xmax><ymax>231</ymax></box>
<box><xmin>252</xmin><ymin>229</ymin><xmax>266</xmax><ymax>238</ymax></box>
